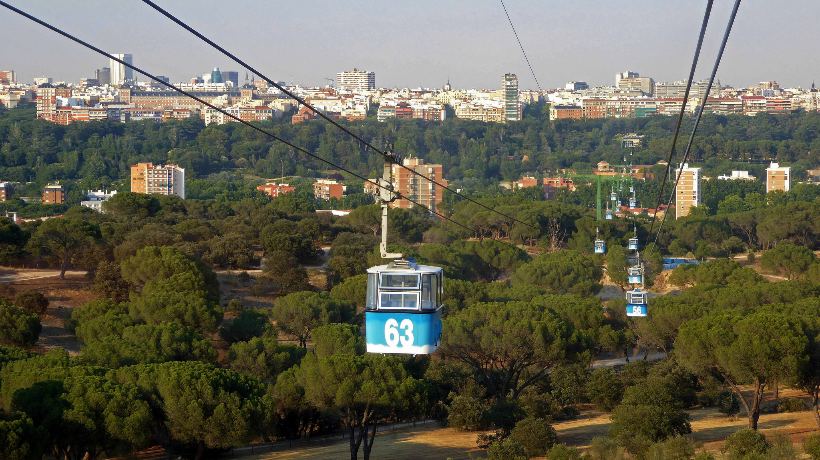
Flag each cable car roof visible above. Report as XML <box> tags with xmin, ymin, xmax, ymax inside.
<box><xmin>367</xmin><ymin>262</ymin><xmax>443</xmax><ymax>274</ymax></box>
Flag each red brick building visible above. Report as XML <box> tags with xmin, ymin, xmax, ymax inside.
<box><xmin>257</xmin><ymin>182</ymin><xmax>295</xmax><ymax>198</ymax></box>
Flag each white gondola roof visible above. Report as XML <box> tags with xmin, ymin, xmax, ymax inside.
<box><xmin>367</xmin><ymin>262</ymin><xmax>442</xmax><ymax>274</ymax></box>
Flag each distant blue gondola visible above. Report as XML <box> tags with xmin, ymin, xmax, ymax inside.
<box><xmin>625</xmin><ymin>288</ymin><xmax>648</xmax><ymax>317</ymax></box>
<box><xmin>627</xmin><ymin>265</ymin><xmax>643</xmax><ymax>284</ymax></box>
<box><xmin>628</xmin><ymin>237</ymin><xmax>639</xmax><ymax>251</ymax></box>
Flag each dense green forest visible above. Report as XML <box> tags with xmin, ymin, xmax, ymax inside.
<box><xmin>1</xmin><ymin>103</ymin><xmax>819</xmax><ymax>202</ymax></box>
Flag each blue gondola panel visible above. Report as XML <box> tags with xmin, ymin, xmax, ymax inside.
<box><xmin>365</xmin><ymin>309</ymin><xmax>442</xmax><ymax>354</ymax></box>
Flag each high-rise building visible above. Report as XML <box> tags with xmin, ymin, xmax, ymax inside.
<box><xmin>0</xmin><ymin>70</ymin><xmax>15</xmax><ymax>85</ymax></box>
<box><xmin>222</xmin><ymin>71</ymin><xmax>239</xmax><ymax>87</ymax></box>
<box><xmin>109</xmin><ymin>53</ymin><xmax>134</xmax><ymax>85</ymax></box>
<box><xmin>765</xmin><ymin>162</ymin><xmax>790</xmax><ymax>193</ymax></box>
<box><xmin>391</xmin><ymin>157</ymin><xmax>447</xmax><ymax>212</ymax></box>
<box><xmin>42</xmin><ymin>184</ymin><xmax>65</xmax><ymax>204</ymax></box>
<box><xmin>503</xmin><ymin>73</ymin><xmax>521</xmax><ymax>122</ymax></box>
<box><xmin>210</xmin><ymin>67</ymin><xmax>224</xmax><ymax>84</ymax></box>
<box><xmin>336</xmin><ymin>68</ymin><xmax>375</xmax><ymax>92</ymax></box>
<box><xmin>130</xmin><ymin>162</ymin><xmax>185</xmax><ymax>198</ymax></box>
<box><xmin>0</xmin><ymin>182</ymin><xmax>10</xmax><ymax>201</ymax></box>
<box><xmin>95</xmin><ymin>67</ymin><xmax>110</xmax><ymax>85</ymax></box>
<box><xmin>675</xmin><ymin>163</ymin><xmax>701</xmax><ymax>219</ymax></box>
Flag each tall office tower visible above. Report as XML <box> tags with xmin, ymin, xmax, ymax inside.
<box><xmin>210</xmin><ymin>67</ymin><xmax>224</xmax><ymax>84</ymax></box>
<box><xmin>675</xmin><ymin>163</ymin><xmax>701</xmax><ymax>219</ymax></box>
<box><xmin>391</xmin><ymin>158</ymin><xmax>447</xmax><ymax>212</ymax></box>
<box><xmin>130</xmin><ymin>162</ymin><xmax>185</xmax><ymax>199</ymax></box>
<box><xmin>336</xmin><ymin>68</ymin><xmax>375</xmax><ymax>91</ymax></box>
<box><xmin>109</xmin><ymin>53</ymin><xmax>134</xmax><ymax>85</ymax></box>
<box><xmin>95</xmin><ymin>67</ymin><xmax>111</xmax><ymax>85</ymax></box>
<box><xmin>503</xmin><ymin>73</ymin><xmax>521</xmax><ymax>122</ymax></box>
<box><xmin>222</xmin><ymin>71</ymin><xmax>239</xmax><ymax>87</ymax></box>
<box><xmin>765</xmin><ymin>162</ymin><xmax>791</xmax><ymax>193</ymax></box>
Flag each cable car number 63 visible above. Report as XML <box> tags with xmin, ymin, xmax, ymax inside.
<box><xmin>384</xmin><ymin>318</ymin><xmax>414</xmax><ymax>347</ymax></box>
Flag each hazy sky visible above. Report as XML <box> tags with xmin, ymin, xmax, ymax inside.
<box><xmin>1</xmin><ymin>0</ymin><xmax>818</xmax><ymax>90</ymax></box>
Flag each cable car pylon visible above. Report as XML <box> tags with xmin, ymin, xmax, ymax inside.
<box><xmin>364</xmin><ymin>154</ymin><xmax>444</xmax><ymax>355</ymax></box>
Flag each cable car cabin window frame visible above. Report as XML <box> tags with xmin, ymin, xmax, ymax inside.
<box><xmin>379</xmin><ymin>291</ymin><xmax>420</xmax><ymax>310</ymax></box>
<box><xmin>366</xmin><ymin>273</ymin><xmax>378</xmax><ymax>310</ymax></box>
<box><xmin>421</xmin><ymin>272</ymin><xmax>441</xmax><ymax>311</ymax></box>
<box><xmin>379</xmin><ymin>273</ymin><xmax>420</xmax><ymax>289</ymax></box>
<box><xmin>626</xmin><ymin>290</ymin><xmax>647</xmax><ymax>305</ymax></box>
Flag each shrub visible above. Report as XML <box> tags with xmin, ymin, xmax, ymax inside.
<box><xmin>509</xmin><ymin>417</ymin><xmax>557</xmax><ymax>457</ymax></box>
<box><xmin>722</xmin><ymin>429</ymin><xmax>769</xmax><ymax>460</ymax></box>
<box><xmin>484</xmin><ymin>398</ymin><xmax>524</xmax><ymax>431</ymax></box>
<box><xmin>550</xmin><ymin>363</ymin><xmax>589</xmax><ymax>406</ymax></box>
<box><xmin>487</xmin><ymin>437</ymin><xmax>527</xmax><ymax>460</ymax></box>
<box><xmin>609</xmin><ymin>382</ymin><xmax>692</xmax><ymax>454</ymax></box>
<box><xmin>776</xmin><ymin>397</ymin><xmax>807</xmax><ymax>413</ymax></box>
<box><xmin>645</xmin><ymin>436</ymin><xmax>696</xmax><ymax>460</ymax></box>
<box><xmin>219</xmin><ymin>309</ymin><xmax>269</xmax><ymax>343</ymax></box>
<box><xmin>586</xmin><ymin>368</ymin><xmax>624</xmax><ymax>411</ymax></box>
<box><xmin>717</xmin><ymin>390</ymin><xmax>741</xmax><ymax>417</ymax></box>
<box><xmin>804</xmin><ymin>433</ymin><xmax>820</xmax><ymax>460</ymax></box>
<box><xmin>766</xmin><ymin>434</ymin><xmax>796</xmax><ymax>460</ymax></box>
<box><xmin>547</xmin><ymin>444</ymin><xmax>582</xmax><ymax>460</ymax></box>
<box><xmin>447</xmin><ymin>392</ymin><xmax>487</xmax><ymax>431</ymax></box>
<box><xmin>13</xmin><ymin>291</ymin><xmax>49</xmax><ymax>316</ymax></box>
<box><xmin>0</xmin><ymin>302</ymin><xmax>41</xmax><ymax>347</ymax></box>
<box><xmin>586</xmin><ymin>436</ymin><xmax>626</xmax><ymax>460</ymax></box>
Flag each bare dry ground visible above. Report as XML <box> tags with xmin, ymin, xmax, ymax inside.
<box><xmin>244</xmin><ymin>401</ymin><xmax>819</xmax><ymax>460</ymax></box>
<box><xmin>0</xmin><ymin>268</ymin><xmax>93</xmax><ymax>355</ymax></box>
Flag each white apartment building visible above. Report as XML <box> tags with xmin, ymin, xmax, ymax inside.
<box><xmin>336</xmin><ymin>68</ymin><xmax>375</xmax><ymax>92</ymax></box>
<box><xmin>81</xmin><ymin>190</ymin><xmax>118</xmax><ymax>212</ymax></box>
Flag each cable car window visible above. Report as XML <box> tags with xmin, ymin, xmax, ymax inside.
<box><xmin>380</xmin><ymin>292</ymin><xmax>419</xmax><ymax>310</ymax></box>
<box><xmin>421</xmin><ymin>274</ymin><xmax>438</xmax><ymax>310</ymax></box>
<box><xmin>380</xmin><ymin>273</ymin><xmax>419</xmax><ymax>289</ymax></box>
<box><xmin>366</xmin><ymin>273</ymin><xmax>377</xmax><ymax>310</ymax></box>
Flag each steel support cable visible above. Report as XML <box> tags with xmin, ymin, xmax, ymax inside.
<box><xmin>140</xmin><ymin>0</ymin><xmax>538</xmax><ymax>231</ymax></box>
<box><xmin>653</xmin><ymin>0</ymin><xmax>742</xmax><ymax>244</ymax></box>
<box><xmin>499</xmin><ymin>0</ymin><xmax>543</xmax><ymax>93</ymax></box>
<box><xmin>0</xmin><ymin>0</ymin><xmax>481</xmax><ymax>236</ymax></box>
<box><xmin>647</xmin><ymin>0</ymin><xmax>714</xmax><ymax>237</ymax></box>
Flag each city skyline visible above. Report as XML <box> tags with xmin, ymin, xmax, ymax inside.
<box><xmin>2</xmin><ymin>0</ymin><xmax>820</xmax><ymax>89</ymax></box>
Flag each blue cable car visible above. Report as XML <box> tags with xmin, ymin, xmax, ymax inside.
<box><xmin>627</xmin><ymin>265</ymin><xmax>643</xmax><ymax>284</ymax></box>
<box><xmin>365</xmin><ymin>261</ymin><xmax>443</xmax><ymax>354</ymax></box>
<box><xmin>594</xmin><ymin>239</ymin><xmax>606</xmax><ymax>254</ymax></box>
<box><xmin>605</xmin><ymin>209</ymin><xmax>613</xmax><ymax>220</ymax></box>
<box><xmin>629</xmin><ymin>197</ymin><xmax>637</xmax><ymax>208</ymax></box>
<box><xmin>610</xmin><ymin>191</ymin><xmax>617</xmax><ymax>202</ymax></box>
<box><xmin>625</xmin><ymin>288</ymin><xmax>648</xmax><ymax>317</ymax></box>
<box><xmin>628</xmin><ymin>236</ymin><xmax>639</xmax><ymax>251</ymax></box>
<box><xmin>365</xmin><ymin>162</ymin><xmax>443</xmax><ymax>355</ymax></box>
